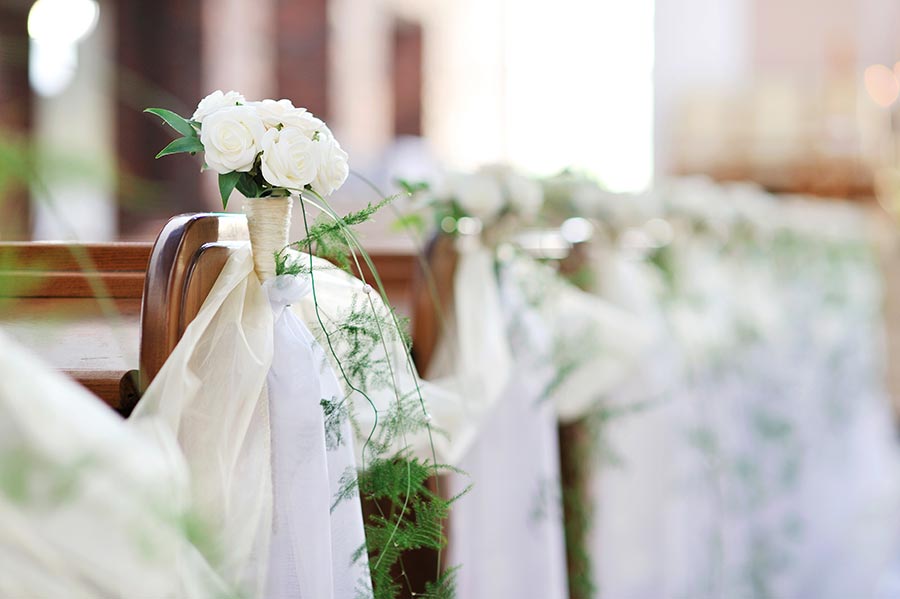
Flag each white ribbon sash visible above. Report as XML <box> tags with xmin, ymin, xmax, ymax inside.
<box><xmin>264</xmin><ymin>274</ymin><xmax>370</xmax><ymax>599</ymax></box>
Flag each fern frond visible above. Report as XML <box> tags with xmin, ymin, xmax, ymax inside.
<box><xmin>289</xmin><ymin>196</ymin><xmax>396</xmax><ymax>272</ymax></box>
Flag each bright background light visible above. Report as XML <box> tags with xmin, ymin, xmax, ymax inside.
<box><xmin>503</xmin><ymin>0</ymin><xmax>655</xmax><ymax>192</ymax></box>
<box><xmin>28</xmin><ymin>0</ymin><xmax>99</xmax><ymax>43</ymax></box>
<box><xmin>27</xmin><ymin>0</ymin><xmax>100</xmax><ymax>97</ymax></box>
<box><xmin>424</xmin><ymin>0</ymin><xmax>655</xmax><ymax>193</ymax></box>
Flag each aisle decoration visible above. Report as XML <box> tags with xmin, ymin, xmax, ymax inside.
<box><xmin>542</xmin><ymin>174</ymin><xmax>900</xmax><ymax>599</ymax></box>
<box><xmin>143</xmin><ymin>91</ymin><xmax>458</xmax><ymax>599</ymax></box>
<box><xmin>399</xmin><ymin>165</ymin><xmax>649</xmax><ymax>599</ymax></box>
<box><xmin>0</xmin><ymin>332</ymin><xmax>233</xmax><ymax>598</ymax></box>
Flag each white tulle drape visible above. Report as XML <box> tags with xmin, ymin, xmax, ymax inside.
<box><xmin>0</xmin><ymin>331</ymin><xmax>231</xmax><ymax>598</ymax></box>
<box><xmin>130</xmin><ymin>246</ymin><xmax>274</xmax><ymax>596</ymax></box>
<box><xmin>131</xmin><ymin>245</ymin><xmax>374</xmax><ymax>598</ymax></box>
<box><xmin>578</xmin><ymin>180</ymin><xmax>900</xmax><ymax>598</ymax></box>
<box><xmin>263</xmin><ymin>274</ymin><xmax>371</xmax><ymax>599</ymax></box>
<box><xmin>7</xmin><ymin>177</ymin><xmax>900</xmax><ymax>599</ymax></box>
<box><xmin>429</xmin><ymin>235</ymin><xmax>649</xmax><ymax>599</ymax></box>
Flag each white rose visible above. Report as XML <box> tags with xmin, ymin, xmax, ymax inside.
<box><xmin>249</xmin><ymin>98</ymin><xmax>324</xmax><ymax>135</ymax></box>
<box><xmin>289</xmin><ymin>110</ymin><xmax>325</xmax><ymax>138</ymax></box>
<box><xmin>503</xmin><ymin>172</ymin><xmax>543</xmax><ymax>218</ymax></box>
<box><xmin>311</xmin><ymin>130</ymin><xmax>349</xmax><ymax>196</ymax></box>
<box><xmin>192</xmin><ymin>90</ymin><xmax>245</xmax><ymax>122</ymax></box>
<box><xmin>248</xmin><ymin>98</ymin><xmax>294</xmax><ymax>127</ymax></box>
<box><xmin>260</xmin><ymin>126</ymin><xmax>321</xmax><ymax>190</ymax></box>
<box><xmin>449</xmin><ymin>172</ymin><xmax>505</xmax><ymax>223</ymax></box>
<box><xmin>200</xmin><ymin>105</ymin><xmax>265</xmax><ymax>174</ymax></box>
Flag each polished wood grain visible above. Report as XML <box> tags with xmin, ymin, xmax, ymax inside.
<box><xmin>0</xmin><ymin>242</ymin><xmax>151</xmax><ymax>271</ymax></box>
<box><xmin>0</xmin><ymin>242</ymin><xmax>149</xmax><ymax>407</ymax></box>
<box><xmin>181</xmin><ymin>244</ymin><xmax>235</xmax><ymax>332</ymax></box>
<box><xmin>0</xmin><ymin>272</ymin><xmax>145</xmax><ymax>298</ymax></box>
<box><xmin>0</xmin><ymin>243</ymin><xmax>149</xmax><ymax>298</ymax></box>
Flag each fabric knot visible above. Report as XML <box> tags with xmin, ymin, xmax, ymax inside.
<box><xmin>263</xmin><ymin>274</ymin><xmax>313</xmax><ymax>314</ymax></box>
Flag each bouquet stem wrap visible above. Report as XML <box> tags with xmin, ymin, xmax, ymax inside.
<box><xmin>244</xmin><ymin>197</ymin><xmax>293</xmax><ymax>282</ymax></box>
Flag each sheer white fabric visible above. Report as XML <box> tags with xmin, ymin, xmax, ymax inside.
<box><xmin>415</xmin><ymin>238</ymin><xmax>514</xmax><ymax>465</ymax></box>
<box><xmin>441</xmin><ymin>244</ymin><xmax>568</xmax><ymax>599</ymax></box>
<box><xmin>264</xmin><ymin>274</ymin><xmax>371</xmax><ymax>599</ymax></box>
<box><xmin>583</xmin><ymin>185</ymin><xmax>900</xmax><ymax>598</ymax></box>
<box><xmin>0</xmin><ymin>331</ymin><xmax>230</xmax><ymax>598</ymax></box>
<box><xmin>132</xmin><ymin>245</ymin><xmax>373</xmax><ymax>598</ymax></box>
<box><xmin>447</xmin><ymin>362</ymin><xmax>569</xmax><ymax>599</ymax></box>
<box><xmin>130</xmin><ymin>246</ymin><xmax>274</xmax><ymax>597</ymax></box>
<box><xmin>0</xmin><ymin>246</ymin><xmax>378</xmax><ymax>598</ymax></box>
<box><xmin>435</xmin><ymin>239</ymin><xmax>649</xmax><ymax>599</ymax></box>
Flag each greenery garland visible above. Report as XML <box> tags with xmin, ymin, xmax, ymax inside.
<box><xmin>280</xmin><ymin>188</ymin><xmax>463</xmax><ymax>599</ymax></box>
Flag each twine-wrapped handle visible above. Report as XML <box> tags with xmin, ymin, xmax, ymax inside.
<box><xmin>243</xmin><ymin>197</ymin><xmax>293</xmax><ymax>282</ymax></box>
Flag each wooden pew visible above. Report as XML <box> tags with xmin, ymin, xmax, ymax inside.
<box><xmin>0</xmin><ymin>215</ymin><xmax>417</xmax><ymax>416</ymax></box>
<box><xmin>0</xmin><ymin>218</ymin><xmax>439</xmax><ymax>598</ymax></box>
<box><xmin>138</xmin><ymin>212</ymin><xmax>417</xmax><ymax>389</ymax></box>
<box><xmin>0</xmin><ymin>242</ymin><xmax>149</xmax><ymax>413</ymax></box>
<box><xmin>139</xmin><ymin>213</ymin><xmax>419</xmax><ymax>392</ymax></box>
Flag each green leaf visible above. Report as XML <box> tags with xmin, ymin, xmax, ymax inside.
<box><xmin>218</xmin><ymin>171</ymin><xmax>241</xmax><ymax>209</ymax></box>
<box><xmin>144</xmin><ymin>108</ymin><xmax>197</xmax><ymax>138</ymax></box>
<box><xmin>391</xmin><ymin>212</ymin><xmax>425</xmax><ymax>233</ymax></box>
<box><xmin>395</xmin><ymin>178</ymin><xmax>430</xmax><ymax>195</ymax></box>
<box><xmin>155</xmin><ymin>136</ymin><xmax>204</xmax><ymax>159</ymax></box>
<box><xmin>235</xmin><ymin>175</ymin><xmax>263</xmax><ymax>199</ymax></box>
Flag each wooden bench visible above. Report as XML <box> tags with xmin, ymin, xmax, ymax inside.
<box><xmin>0</xmin><ymin>216</ymin><xmax>418</xmax><ymax>416</ymax></box>
<box><xmin>0</xmin><ymin>242</ymin><xmax>149</xmax><ymax>412</ymax></box>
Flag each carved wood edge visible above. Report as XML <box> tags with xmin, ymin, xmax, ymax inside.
<box><xmin>138</xmin><ymin>213</ymin><xmax>249</xmax><ymax>393</ymax></box>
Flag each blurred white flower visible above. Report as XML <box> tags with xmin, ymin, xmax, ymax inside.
<box><xmin>448</xmin><ymin>172</ymin><xmax>505</xmax><ymax>223</ymax></box>
<box><xmin>311</xmin><ymin>130</ymin><xmax>349</xmax><ymax>196</ymax></box>
<box><xmin>199</xmin><ymin>104</ymin><xmax>264</xmax><ymax>174</ymax></box>
<box><xmin>503</xmin><ymin>171</ymin><xmax>543</xmax><ymax>218</ymax></box>
<box><xmin>192</xmin><ymin>90</ymin><xmax>245</xmax><ymax>123</ymax></box>
<box><xmin>260</xmin><ymin>126</ymin><xmax>320</xmax><ymax>190</ymax></box>
<box><xmin>476</xmin><ymin>164</ymin><xmax>542</xmax><ymax>218</ymax></box>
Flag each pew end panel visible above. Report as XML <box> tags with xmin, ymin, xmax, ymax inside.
<box><xmin>139</xmin><ymin>213</ymin><xmax>249</xmax><ymax>394</ymax></box>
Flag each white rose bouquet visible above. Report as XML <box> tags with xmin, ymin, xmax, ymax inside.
<box><xmin>146</xmin><ymin>90</ymin><xmax>349</xmax><ymax>208</ymax></box>
<box><xmin>146</xmin><ymin>90</ymin><xmax>351</xmax><ymax>282</ymax></box>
